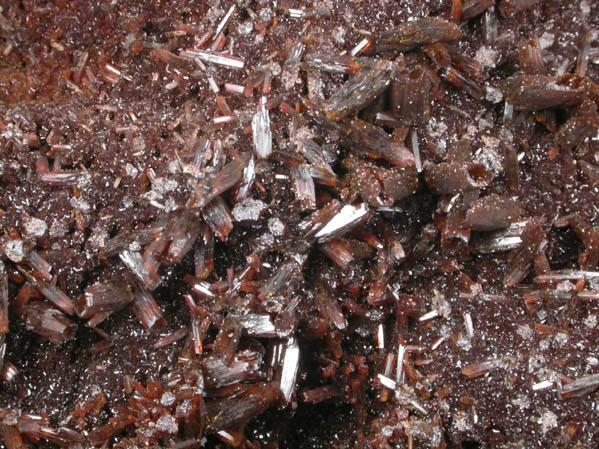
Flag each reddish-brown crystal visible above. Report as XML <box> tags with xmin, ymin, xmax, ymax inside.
<box><xmin>0</xmin><ymin>261</ymin><xmax>8</xmax><ymax>334</ymax></box>
<box><xmin>465</xmin><ymin>194</ymin><xmax>522</xmax><ymax>231</ymax></box>
<box><xmin>75</xmin><ymin>282</ymin><xmax>133</xmax><ymax>320</ymax></box>
<box><xmin>424</xmin><ymin>162</ymin><xmax>492</xmax><ymax>195</ymax></box>
<box><xmin>323</xmin><ymin>59</ymin><xmax>398</xmax><ymax>121</ymax></box>
<box><xmin>0</xmin><ymin>1</ymin><xmax>598</xmax><ymax>448</ymax></box>
<box><xmin>498</xmin><ymin>74</ymin><xmax>586</xmax><ymax>111</ymax></box>
<box><xmin>375</xmin><ymin>17</ymin><xmax>462</xmax><ymax>52</ymax></box>
<box><xmin>24</xmin><ymin>302</ymin><xmax>77</xmax><ymax>344</ymax></box>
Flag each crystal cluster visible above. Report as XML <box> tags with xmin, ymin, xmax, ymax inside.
<box><xmin>0</xmin><ymin>0</ymin><xmax>598</xmax><ymax>448</ymax></box>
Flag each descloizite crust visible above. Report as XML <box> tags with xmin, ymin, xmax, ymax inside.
<box><xmin>1</xmin><ymin>0</ymin><xmax>599</xmax><ymax>448</ymax></box>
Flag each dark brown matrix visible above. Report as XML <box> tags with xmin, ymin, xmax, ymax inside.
<box><xmin>1</xmin><ymin>0</ymin><xmax>599</xmax><ymax>448</ymax></box>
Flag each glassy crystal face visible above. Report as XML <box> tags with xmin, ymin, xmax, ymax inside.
<box><xmin>0</xmin><ymin>0</ymin><xmax>598</xmax><ymax>447</ymax></box>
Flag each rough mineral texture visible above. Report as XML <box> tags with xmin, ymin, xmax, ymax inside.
<box><xmin>1</xmin><ymin>0</ymin><xmax>599</xmax><ymax>448</ymax></box>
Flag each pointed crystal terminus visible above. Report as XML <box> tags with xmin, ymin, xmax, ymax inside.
<box><xmin>280</xmin><ymin>338</ymin><xmax>300</xmax><ymax>402</ymax></box>
<box><xmin>252</xmin><ymin>96</ymin><xmax>272</xmax><ymax>159</ymax></box>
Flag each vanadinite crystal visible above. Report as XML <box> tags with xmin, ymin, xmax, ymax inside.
<box><xmin>1</xmin><ymin>0</ymin><xmax>599</xmax><ymax>448</ymax></box>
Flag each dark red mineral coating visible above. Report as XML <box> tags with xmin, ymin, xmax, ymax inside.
<box><xmin>0</xmin><ymin>1</ymin><xmax>599</xmax><ymax>449</ymax></box>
